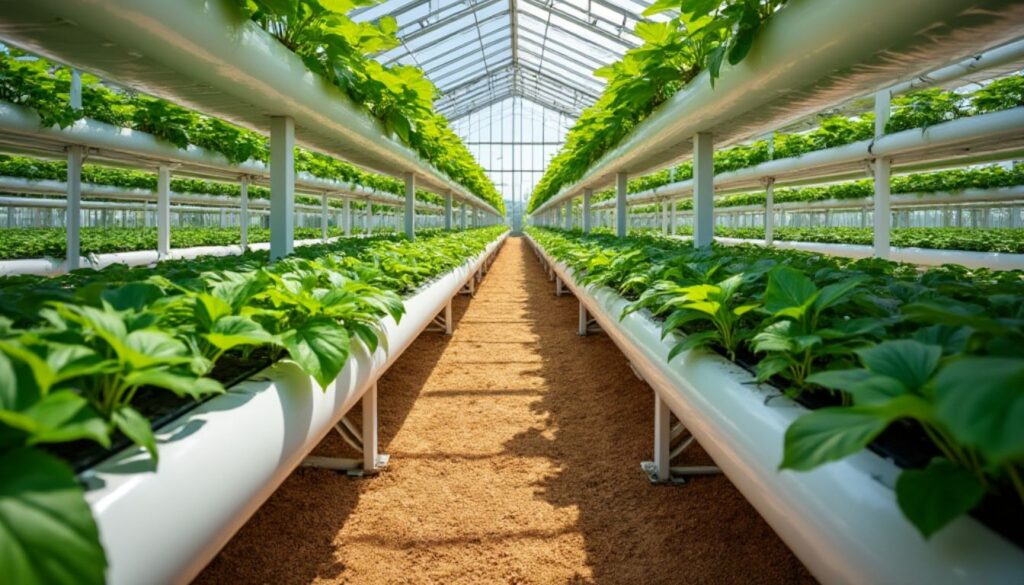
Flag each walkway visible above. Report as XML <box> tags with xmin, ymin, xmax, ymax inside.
<box><xmin>197</xmin><ymin>236</ymin><xmax>812</xmax><ymax>584</ymax></box>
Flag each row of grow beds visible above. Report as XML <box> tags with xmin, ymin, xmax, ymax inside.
<box><xmin>525</xmin><ymin>227</ymin><xmax>1024</xmax><ymax>583</ymax></box>
<box><xmin>0</xmin><ymin>224</ymin><xmax>508</xmax><ymax>585</ymax></box>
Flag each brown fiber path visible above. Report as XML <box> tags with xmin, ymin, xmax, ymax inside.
<box><xmin>197</xmin><ymin>236</ymin><xmax>813</xmax><ymax>585</ymax></box>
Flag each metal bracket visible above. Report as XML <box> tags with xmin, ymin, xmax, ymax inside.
<box><xmin>301</xmin><ymin>383</ymin><xmax>388</xmax><ymax>477</ymax></box>
<box><xmin>642</xmin><ymin>394</ymin><xmax>721</xmax><ymax>485</ymax></box>
<box><xmin>578</xmin><ymin>303</ymin><xmax>601</xmax><ymax>336</ymax></box>
<box><xmin>555</xmin><ymin>276</ymin><xmax>570</xmax><ymax>296</ymax></box>
<box><xmin>425</xmin><ymin>299</ymin><xmax>454</xmax><ymax>334</ymax></box>
<box><xmin>459</xmin><ymin>275</ymin><xmax>476</xmax><ymax>296</ymax></box>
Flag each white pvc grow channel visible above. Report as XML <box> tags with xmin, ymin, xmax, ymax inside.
<box><xmin>525</xmin><ymin>234</ymin><xmax>1024</xmax><ymax>585</ymax></box>
<box><xmin>530</xmin><ymin>0</ymin><xmax>1024</xmax><ymax>215</ymax></box>
<box><xmin>0</xmin><ymin>0</ymin><xmax>499</xmax><ymax>217</ymax></box>
<box><xmin>82</xmin><ymin>231</ymin><xmax>508</xmax><ymax>585</ymax></box>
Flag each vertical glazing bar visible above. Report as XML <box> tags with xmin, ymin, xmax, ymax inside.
<box><xmin>270</xmin><ymin>116</ymin><xmax>295</xmax><ymax>261</ymax></box>
<box><xmin>693</xmin><ymin>132</ymin><xmax>714</xmax><ymax>248</ymax></box>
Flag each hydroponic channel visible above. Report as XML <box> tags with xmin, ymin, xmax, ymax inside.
<box><xmin>195</xmin><ymin>237</ymin><xmax>813</xmax><ymax>584</ymax></box>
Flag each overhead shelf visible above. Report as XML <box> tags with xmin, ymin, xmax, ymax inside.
<box><xmin>588</xmin><ymin>108</ymin><xmax>1024</xmax><ymax>208</ymax></box>
<box><xmin>0</xmin><ymin>104</ymin><xmax>446</xmax><ymax>210</ymax></box>
<box><xmin>0</xmin><ymin>0</ymin><xmax>498</xmax><ymax>215</ymax></box>
<box><xmin>530</xmin><ymin>0</ymin><xmax>1024</xmax><ymax>215</ymax></box>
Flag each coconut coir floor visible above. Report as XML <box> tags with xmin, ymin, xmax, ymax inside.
<box><xmin>196</xmin><ymin>236</ymin><xmax>814</xmax><ymax>585</ymax></box>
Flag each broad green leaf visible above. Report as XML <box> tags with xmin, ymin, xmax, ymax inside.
<box><xmin>0</xmin><ymin>390</ymin><xmax>110</xmax><ymax>447</ymax></box>
<box><xmin>895</xmin><ymin>458</ymin><xmax>985</xmax><ymax>539</ymax></box>
<box><xmin>781</xmin><ymin>396</ymin><xmax>929</xmax><ymax>471</ymax></box>
<box><xmin>112</xmin><ymin>405</ymin><xmax>157</xmax><ymax>462</ymax></box>
<box><xmin>814</xmin><ymin>276</ymin><xmax>867</xmax><ymax>312</ymax></box>
<box><xmin>123</xmin><ymin>369</ymin><xmax>225</xmax><ymax>400</ymax></box>
<box><xmin>194</xmin><ymin>293</ymin><xmax>232</xmax><ymax>332</ymax></box>
<box><xmin>121</xmin><ymin>330</ymin><xmax>191</xmax><ymax>370</ymax></box>
<box><xmin>282</xmin><ymin>317</ymin><xmax>351</xmax><ymax>389</ymax></box>
<box><xmin>856</xmin><ymin>340</ymin><xmax>941</xmax><ymax>392</ymax></box>
<box><xmin>667</xmin><ymin>330</ymin><xmax>719</xmax><ymax>361</ymax></box>
<box><xmin>764</xmin><ymin>266</ymin><xmax>818</xmax><ymax>316</ymax></box>
<box><xmin>0</xmin><ymin>448</ymin><xmax>107</xmax><ymax>585</ymax></box>
<box><xmin>101</xmin><ymin>282</ymin><xmax>163</xmax><ymax>312</ymax></box>
<box><xmin>642</xmin><ymin>0</ymin><xmax>680</xmax><ymax>17</ymax></box>
<box><xmin>204</xmin><ymin>316</ymin><xmax>279</xmax><ymax>352</ymax></box>
<box><xmin>934</xmin><ymin>357</ymin><xmax>1024</xmax><ymax>464</ymax></box>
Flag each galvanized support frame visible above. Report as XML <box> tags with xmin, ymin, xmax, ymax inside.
<box><xmin>301</xmin><ymin>383</ymin><xmax>389</xmax><ymax>476</ymax></box>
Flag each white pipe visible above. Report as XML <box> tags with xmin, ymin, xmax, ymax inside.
<box><xmin>82</xmin><ymin>233</ymin><xmax>508</xmax><ymax>585</ymax></box>
<box><xmin>0</xmin><ymin>0</ymin><xmax>499</xmax><ymax>214</ymax></box>
<box><xmin>530</xmin><ymin>0</ymin><xmax>1024</xmax><ymax>216</ymax></box>
<box><xmin>527</xmin><ymin>235</ymin><xmax>1024</xmax><ymax>584</ymax></box>
<box><xmin>712</xmin><ymin>236</ymin><xmax>1024</xmax><ymax>271</ymax></box>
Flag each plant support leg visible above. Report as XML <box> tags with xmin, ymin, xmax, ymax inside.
<box><xmin>301</xmin><ymin>383</ymin><xmax>389</xmax><ymax>476</ymax></box>
<box><xmin>642</xmin><ymin>393</ymin><xmax>721</xmax><ymax>484</ymax></box>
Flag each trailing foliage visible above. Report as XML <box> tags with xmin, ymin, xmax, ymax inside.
<box><xmin>0</xmin><ymin>49</ymin><xmax>502</xmax><ymax>212</ymax></box>
<box><xmin>0</xmin><ymin>225</ymin><xmax>506</xmax><ymax>584</ymax></box>
<box><xmin>528</xmin><ymin>226</ymin><xmax>1023</xmax><ymax>540</ymax></box>
<box><xmin>232</xmin><ymin>0</ymin><xmax>504</xmax><ymax>212</ymax></box>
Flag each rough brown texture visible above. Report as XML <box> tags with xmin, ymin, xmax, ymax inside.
<box><xmin>196</xmin><ymin>236</ymin><xmax>814</xmax><ymax>585</ymax></box>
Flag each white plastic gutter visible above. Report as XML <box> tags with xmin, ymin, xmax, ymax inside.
<box><xmin>711</xmin><ymin>237</ymin><xmax>1024</xmax><ymax>271</ymax></box>
<box><xmin>80</xmin><ymin>232</ymin><xmax>508</xmax><ymax>585</ymax></box>
<box><xmin>526</xmin><ymin>234</ymin><xmax>1024</xmax><ymax>584</ymax></box>
<box><xmin>598</xmin><ymin>186</ymin><xmax>1024</xmax><ymax>214</ymax></box>
<box><xmin>590</xmin><ymin>108</ymin><xmax>1024</xmax><ymax>209</ymax></box>
<box><xmin>0</xmin><ymin>176</ymin><xmax>444</xmax><ymax>213</ymax></box>
<box><xmin>0</xmin><ymin>235</ymin><xmax>350</xmax><ymax>278</ymax></box>
<box><xmin>0</xmin><ymin>195</ymin><xmax>277</xmax><ymax>215</ymax></box>
<box><xmin>0</xmin><ymin>0</ymin><xmax>500</xmax><ymax>216</ymax></box>
<box><xmin>0</xmin><ymin>104</ymin><xmax>456</xmax><ymax>212</ymax></box>
<box><xmin>530</xmin><ymin>0</ymin><xmax>1024</xmax><ymax>215</ymax></box>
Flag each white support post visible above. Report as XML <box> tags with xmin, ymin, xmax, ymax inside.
<box><xmin>362</xmin><ymin>384</ymin><xmax>381</xmax><ymax>473</ymax></box>
<box><xmin>693</xmin><ymin>132</ymin><xmax>715</xmax><ymax>248</ymax></box>
<box><xmin>764</xmin><ymin>178</ymin><xmax>775</xmax><ymax>245</ymax></box>
<box><xmin>240</xmin><ymin>176</ymin><xmax>250</xmax><ymax>249</ymax></box>
<box><xmin>583</xmin><ymin>188</ymin><xmax>592</xmax><ymax>235</ymax></box>
<box><xmin>65</xmin><ymin>145</ymin><xmax>83</xmax><ymax>269</ymax></box>
<box><xmin>555</xmin><ymin>204</ymin><xmax>562</xmax><ymax>228</ymax></box>
<box><xmin>444</xmin><ymin>192</ymin><xmax>453</xmax><ymax>230</ymax></box>
<box><xmin>1011</xmin><ymin>206</ymin><xmax>1022</xmax><ymax>229</ymax></box>
<box><xmin>404</xmin><ymin>174</ymin><xmax>416</xmax><ymax>240</ymax></box>
<box><xmin>365</xmin><ymin>200</ymin><xmax>373</xmax><ymax>235</ymax></box>
<box><xmin>873</xmin><ymin>90</ymin><xmax>891</xmax><ymax>259</ymax></box>
<box><xmin>157</xmin><ymin>165</ymin><xmax>171</xmax><ymax>257</ymax></box>
<box><xmin>669</xmin><ymin>199</ymin><xmax>677</xmax><ymax>235</ymax></box>
<box><xmin>321</xmin><ymin>193</ymin><xmax>329</xmax><ymax>242</ymax></box>
<box><xmin>270</xmin><ymin>116</ymin><xmax>295</xmax><ymax>261</ymax></box>
<box><xmin>653</xmin><ymin>393</ymin><xmax>671</xmax><ymax>482</ymax></box>
<box><xmin>565</xmin><ymin>201</ymin><xmax>572</xmax><ymax>230</ymax></box>
<box><xmin>460</xmin><ymin>202</ymin><xmax>467</xmax><ymax>230</ymax></box>
<box><xmin>343</xmin><ymin>198</ymin><xmax>352</xmax><ymax>237</ymax></box>
<box><xmin>616</xmin><ymin>172</ymin><xmax>628</xmax><ymax>238</ymax></box>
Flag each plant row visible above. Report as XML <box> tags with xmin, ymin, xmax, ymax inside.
<box><xmin>669</xmin><ymin>226</ymin><xmax>1024</xmax><ymax>254</ymax></box>
<box><xmin>527</xmin><ymin>226</ymin><xmax>1023</xmax><ymax>545</ymax></box>
<box><xmin>0</xmin><ymin>225</ymin><xmax>507</xmax><ymax>585</ymax></box>
<box><xmin>0</xmin><ymin>154</ymin><xmax>393</xmax><ymax>209</ymax></box>
<box><xmin>530</xmin><ymin>48</ymin><xmax>1023</xmax><ymax>211</ymax></box>
<box><xmin>0</xmin><ymin>45</ymin><xmax>503</xmax><ymax>212</ymax></box>
<box><xmin>0</xmin><ymin>226</ymin><xmax>368</xmax><ymax>260</ymax></box>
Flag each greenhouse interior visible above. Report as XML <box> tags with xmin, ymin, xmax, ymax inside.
<box><xmin>1</xmin><ymin>0</ymin><xmax>1024</xmax><ymax>584</ymax></box>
